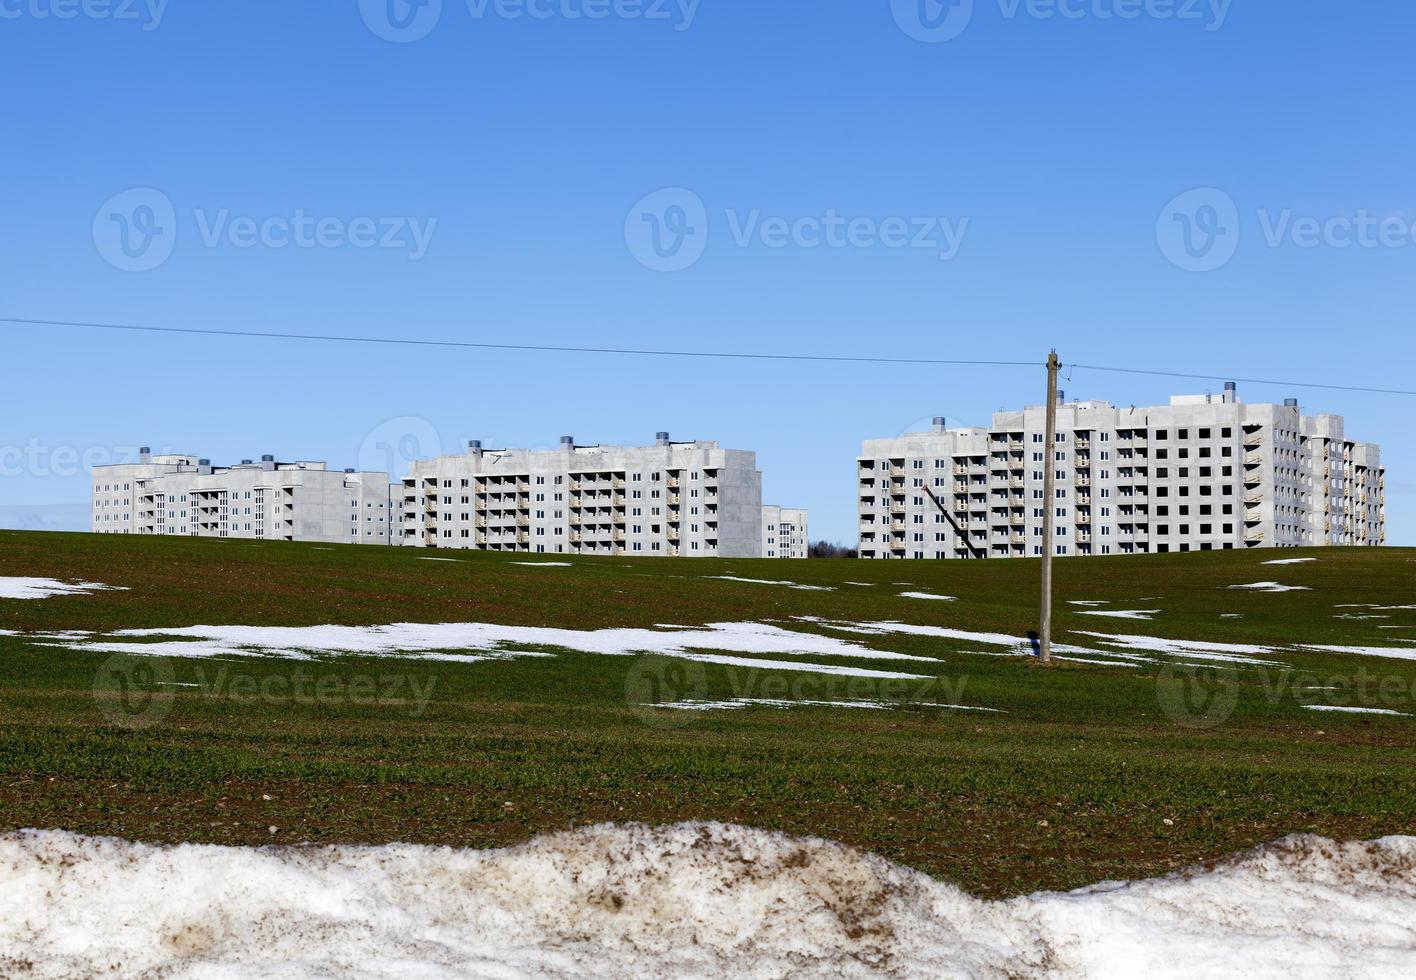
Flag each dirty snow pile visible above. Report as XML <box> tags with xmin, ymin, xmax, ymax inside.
<box><xmin>0</xmin><ymin>577</ymin><xmax>126</xmax><ymax>600</ymax></box>
<box><xmin>4</xmin><ymin>825</ymin><xmax>1416</xmax><ymax>979</ymax></box>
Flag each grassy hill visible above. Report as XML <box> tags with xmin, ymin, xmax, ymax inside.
<box><xmin>2</xmin><ymin>529</ymin><xmax>1415</xmax><ymax>897</ymax></box>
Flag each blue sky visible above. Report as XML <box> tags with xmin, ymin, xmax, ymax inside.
<box><xmin>3</xmin><ymin>0</ymin><xmax>1415</xmax><ymax>544</ymax></box>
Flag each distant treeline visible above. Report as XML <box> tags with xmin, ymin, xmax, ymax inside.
<box><xmin>807</xmin><ymin>541</ymin><xmax>858</xmax><ymax>560</ymax></box>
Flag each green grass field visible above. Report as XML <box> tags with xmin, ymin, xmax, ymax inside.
<box><xmin>2</xmin><ymin>530</ymin><xmax>1415</xmax><ymax>898</ymax></box>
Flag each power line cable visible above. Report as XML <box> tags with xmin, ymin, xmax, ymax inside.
<box><xmin>5</xmin><ymin>315</ymin><xmax>1414</xmax><ymax>397</ymax></box>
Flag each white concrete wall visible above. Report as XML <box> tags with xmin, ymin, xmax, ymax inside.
<box><xmin>858</xmin><ymin>390</ymin><xmax>1384</xmax><ymax>559</ymax></box>
<box><xmin>92</xmin><ymin>455</ymin><xmax>393</xmax><ymax>545</ymax></box>
<box><xmin>401</xmin><ymin>437</ymin><xmax>761</xmax><ymax>558</ymax></box>
<box><xmin>762</xmin><ymin>505</ymin><xmax>809</xmax><ymax>558</ymax></box>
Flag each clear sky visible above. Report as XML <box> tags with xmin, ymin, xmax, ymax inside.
<box><xmin>3</xmin><ymin>0</ymin><xmax>1415</xmax><ymax>544</ymax></box>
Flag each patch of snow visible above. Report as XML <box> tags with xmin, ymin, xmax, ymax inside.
<box><xmin>1262</xmin><ymin>558</ymin><xmax>1318</xmax><ymax>566</ymax></box>
<box><xmin>5</xmin><ymin>826</ymin><xmax>1416</xmax><ymax>978</ymax></box>
<box><xmin>417</xmin><ymin>558</ymin><xmax>460</xmax><ymax>562</ymax></box>
<box><xmin>898</xmin><ymin>592</ymin><xmax>956</xmax><ymax>601</ymax></box>
<box><xmin>844</xmin><ymin>582</ymin><xmax>875</xmax><ymax>587</ymax></box>
<box><xmin>1073</xmin><ymin>631</ymin><xmax>1287</xmax><ymax>667</ymax></box>
<box><xmin>0</xmin><ymin>577</ymin><xmax>127</xmax><ymax>600</ymax></box>
<box><xmin>1303</xmin><ymin>705</ymin><xmax>1410</xmax><ymax>717</ymax></box>
<box><xmin>1067</xmin><ymin>600</ymin><xmax>1110</xmax><ymax>607</ymax></box>
<box><xmin>511</xmin><ymin>562</ymin><xmax>574</xmax><ymax>568</ymax></box>
<box><xmin>708</xmin><ymin>576</ymin><xmax>834</xmax><ymax>592</ymax></box>
<box><xmin>1077</xmin><ymin>610</ymin><xmax>1161</xmax><ymax>621</ymax></box>
<box><xmin>1221</xmin><ymin>614</ymin><xmax>1244</xmax><ymax>619</ymax></box>
<box><xmin>1228</xmin><ymin>582</ymin><xmax>1312</xmax><ymax>593</ymax></box>
<box><xmin>30</xmin><ymin>622</ymin><xmax>937</xmax><ymax>678</ymax></box>
<box><xmin>1300</xmin><ymin>645</ymin><xmax>1416</xmax><ymax>663</ymax></box>
<box><xmin>655</xmin><ymin>698</ymin><xmax>895</xmax><ymax>712</ymax></box>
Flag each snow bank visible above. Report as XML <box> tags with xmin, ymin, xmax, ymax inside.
<box><xmin>898</xmin><ymin>592</ymin><xmax>956</xmax><ymax>601</ymax></box>
<box><xmin>1228</xmin><ymin>582</ymin><xmax>1312</xmax><ymax>593</ymax></box>
<box><xmin>0</xmin><ymin>576</ymin><xmax>126</xmax><ymax>600</ymax></box>
<box><xmin>5</xmin><ymin>825</ymin><xmax>1416</xmax><ymax>979</ymax></box>
<box><xmin>1262</xmin><ymin>558</ymin><xmax>1318</xmax><ymax>566</ymax></box>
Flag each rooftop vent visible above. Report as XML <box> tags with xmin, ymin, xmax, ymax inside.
<box><xmin>345</xmin><ymin>467</ymin><xmax>356</xmax><ymax>474</ymax></box>
<box><xmin>1056</xmin><ymin>390</ymin><xmax>1066</xmax><ymax>404</ymax></box>
<box><xmin>561</xmin><ymin>436</ymin><xmax>575</xmax><ymax>447</ymax></box>
<box><xmin>241</xmin><ymin>459</ymin><xmax>253</xmax><ymax>465</ymax></box>
<box><xmin>468</xmin><ymin>440</ymin><xmax>482</xmax><ymax>451</ymax></box>
<box><xmin>1284</xmin><ymin>398</ymin><xmax>1299</xmax><ymax>408</ymax></box>
<box><xmin>261</xmin><ymin>454</ymin><xmax>275</xmax><ymax>462</ymax></box>
<box><xmin>656</xmin><ymin>431</ymin><xmax>670</xmax><ymax>446</ymax></box>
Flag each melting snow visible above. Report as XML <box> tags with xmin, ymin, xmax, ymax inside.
<box><xmin>1262</xmin><ymin>558</ymin><xmax>1318</xmax><ymax>566</ymax></box>
<box><xmin>1300</xmin><ymin>645</ymin><xmax>1416</xmax><ymax>663</ymax></box>
<box><xmin>1303</xmin><ymin>705</ymin><xmax>1410</xmax><ymax>717</ymax></box>
<box><xmin>5</xmin><ymin>826</ymin><xmax>1416</xmax><ymax>979</ymax></box>
<box><xmin>24</xmin><ymin>621</ymin><xmax>938</xmax><ymax>679</ymax></box>
<box><xmin>708</xmin><ymin>576</ymin><xmax>835</xmax><ymax>591</ymax></box>
<box><xmin>1072</xmin><ymin>631</ymin><xmax>1287</xmax><ymax>667</ymax></box>
<box><xmin>898</xmin><ymin>592</ymin><xmax>956</xmax><ymax>601</ymax></box>
<box><xmin>1067</xmin><ymin>600</ymin><xmax>1110</xmax><ymax>607</ymax></box>
<box><xmin>0</xmin><ymin>577</ymin><xmax>127</xmax><ymax>600</ymax></box>
<box><xmin>511</xmin><ymin>562</ymin><xmax>574</xmax><ymax>567</ymax></box>
<box><xmin>1228</xmin><ymin>582</ymin><xmax>1312</xmax><ymax>593</ymax></box>
<box><xmin>1077</xmin><ymin>610</ymin><xmax>1160</xmax><ymax>621</ymax></box>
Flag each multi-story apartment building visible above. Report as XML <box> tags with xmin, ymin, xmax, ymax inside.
<box><xmin>399</xmin><ymin>433</ymin><xmax>762</xmax><ymax>557</ymax></box>
<box><xmin>92</xmin><ymin>449</ymin><xmax>394</xmax><ymax>545</ymax></box>
<box><xmin>858</xmin><ymin>384</ymin><xmax>1385</xmax><ymax>559</ymax></box>
<box><xmin>762</xmin><ymin>506</ymin><xmax>809</xmax><ymax>558</ymax></box>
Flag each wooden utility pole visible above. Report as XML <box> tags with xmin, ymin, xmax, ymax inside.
<box><xmin>1039</xmin><ymin>351</ymin><xmax>1060</xmax><ymax>664</ymax></box>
